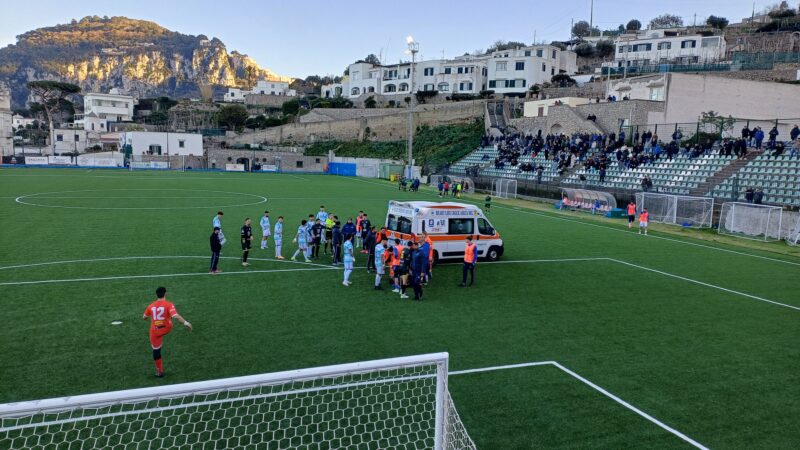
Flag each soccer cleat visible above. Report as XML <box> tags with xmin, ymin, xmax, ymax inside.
<box><xmin>276</xmin><ymin>256</ymin><xmax>284</xmax><ymax>259</ymax></box>
<box><xmin>392</xmin><ymin>288</ymin><xmax>400</xmax><ymax>293</ymax></box>
<box><xmin>459</xmin><ymin>283</ymin><xmax>466</xmax><ymax>287</ymax></box>
<box><xmin>400</xmin><ymin>293</ymin><xmax>409</xmax><ymax>299</ymax></box>
<box><xmin>155</xmin><ymin>370</ymin><xmax>164</xmax><ymax>378</ymax></box>
<box><xmin>290</xmin><ymin>257</ymin><xmax>296</xmax><ymax>261</ymax></box>
<box><xmin>242</xmin><ymin>262</ymin><xmax>249</xmax><ymax>267</ymax></box>
<box><xmin>374</xmin><ymin>286</ymin><xmax>383</xmax><ymax>290</ymax></box>
<box><xmin>305</xmin><ymin>259</ymin><xmax>312</xmax><ymax>263</ymax></box>
<box><xmin>342</xmin><ymin>281</ymin><xmax>349</xmax><ymax>286</ymax></box>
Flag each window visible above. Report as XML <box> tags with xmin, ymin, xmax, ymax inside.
<box><xmin>649</xmin><ymin>87</ymin><xmax>664</xmax><ymax>101</ymax></box>
<box><xmin>496</xmin><ymin>62</ymin><xmax>507</xmax><ymax>71</ymax></box>
<box><xmin>424</xmin><ymin>67</ymin><xmax>434</xmax><ymax>76</ymax></box>
<box><xmin>74</xmin><ymin>134</ymin><xmax>80</xmax><ymax>142</ymax></box>
<box><xmin>387</xmin><ymin>214</ymin><xmax>412</xmax><ymax>235</ymax></box>
<box><xmin>444</xmin><ymin>67</ymin><xmax>452</xmax><ymax>74</ymax></box>
<box><xmin>488</xmin><ymin>80</ymin><xmax>496</xmax><ymax>88</ymax></box>
<box><xmin>178</xmin><ymin>140</ymin><xmax>185</xmax><ymax>148</ymax></box>
<box><xmin>368</xmin><ymin>86</ymin><xmax>375</xmax><ymax>93</ymax></box>
<box><xmin>149</xmin><ymin>144</ymin><xmax>162</xmax><ymax>155</ymax></box>
<box><xmin>478</xmin><ymin>218</ymin><xmax>494</xmax><ymax>235</ymax></box>
<box><xmin>542</xmin><ymin>63</ymin><xmax>547</xmax><ymax>72</ymax></box>
<box><xmin>457</xmin><ymin>67</ymin><xmax>464</xmax><ymax>74</ymax></box>
<box><xmin>657</xmin><ymin>42</ymin><xmax>671</xmax><ymax>50</ymax></box>
<box><xmin>551</xmin><ymin>67</ymin><xmax>555</xmax><ymax>75</ymax></box>
<box><xmin>536</xmin><ymin>49</ymin><xmax>543</xmax><ymax>57</ymax></box>
<box><xmin>315</xmin><ymin>158</ymin><xmax>321</xmax><ymax>163</ymax></box>
<box><xmin>701</xmin><ymin>37</ymin><xmax>719</xmax><ymax>47</ymax></box>
<box><xmin>524</xmin><ymin>50</ymin><xmax>531</xmax><ymax>56</ymax></box>
<box><xmin>438</xmin><ymin>82</ymin><xmax>450</xmax><ymax>92</ymax></box>
<box><xmin>681</xmin><ymin>40</ymin><xmax>696</xmax><ymax>49</ymax></box>
<box><xmin>351</xmin><ymin>87</ymin><xmax>360</xmax><ymax>95</ymax></box>
<box><xmin>448</xmin><ymin>218</ymin><xmax>474</xmax><ymax>235</ymax></box>
<box><xmin>504</xmin><ymin>80</ymin><xmax>516</xmax><ymax>88</ymax></box>
<box><xmin>56</xmin><ymin>134</ymin><xmax>63</xmax><ymax>142</ymax></box>
<box><xmin>352</xmin><ymin>71</ymin><xmax>360</xmax><ymax>80</ymax></box>
<box><xmin>482</xmin><ymin>67</ymin><xmax>488</xmax><ymax>76</ymax></box>
<box><xmin>296</xmin><ymin>160</ymin><xmax>304</xmax><ymax>168</ymax></box>
<box><xmin>515</xmin><ymin>61</ymin><xmax>525</xmax><ymax>70</ymax></box>
<box><xmin>399</xmin><ymin>83</ymin><xmax>409</xmax><ymax>91</ymax></box>
<box><xmin>459</xmin><ymin>82</ymin><xmax>473</xmax><ymax>91</ymax></box>
<box><xmin>424</xmin><ymin>83</ymin><xmax>435</xmax><ymax>91</ymax></box>
<box><xmin>552</xmin><ymin>50</ymin><xmax>557</xmax><ymax>58</ymax></box>
<box><xmin>383</xmin><ymin>84</ymin><xmax>397</xmax><ymax>93</ymax></box>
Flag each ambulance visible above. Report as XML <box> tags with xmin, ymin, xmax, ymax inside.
<box><xmin>384</xmin><ymin>201</ymin><xmax>504</xmax><ymax>263</ymax></box>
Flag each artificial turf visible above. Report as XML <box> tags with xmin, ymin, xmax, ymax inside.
<box><xmin>1</xmin><ymin>168</ymin><xmax>798</xmax><ymax>449</ymax></box>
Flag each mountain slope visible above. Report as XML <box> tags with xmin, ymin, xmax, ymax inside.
<box><xmin>0</xmin><ymin>16</ymin><xmax>291</xmax><ymax>106</ymax></box>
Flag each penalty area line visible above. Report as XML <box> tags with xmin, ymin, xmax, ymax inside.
<box><xmin>451</xmin><ymin>360</ymin><xmax>708</xmax><ymax>450</ymax></box>
<box><xmin>0</xmin><ymin>267</ymin><xmax>336</xmax><ymax>286</ymax></box>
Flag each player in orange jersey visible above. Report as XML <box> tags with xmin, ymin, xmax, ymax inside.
<box><xmin>143</xmin><ymin>287</ymin><xmax>192</xmax><ymax>377</ymax></box>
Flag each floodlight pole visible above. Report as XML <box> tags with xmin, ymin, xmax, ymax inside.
<box><xmin>406</xmin><ymin>38</ymin><xmax>419</xmax><ymax>180</ymax></box>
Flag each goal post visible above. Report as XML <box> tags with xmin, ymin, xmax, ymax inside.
<box><xmin>492</xmin><ymin>178</ymin><xmax>517</xmax><ymax>199</ymax></box>
<box><xmin>718</xmin><ymin>202</ymin><xmax>783</xmax><ymax>241</ymax></box>
<box><xmin>0</xmin><ymin>353</ymin><xmax>476</xmax><ymax>450</ymax></box>
<box><xmin>636</xmin><ymin>192</ymin><xmax>713</xmax><ymax>228</ymax></box>
<box><xmin>784</xmin><ymin>212</ymin><xmax>800</xmax><ymax>246</ymax></box>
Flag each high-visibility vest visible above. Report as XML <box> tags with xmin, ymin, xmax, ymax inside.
<box><xmin>464</xmin><ymin>243</ymin><xmax>476</xmax><ymax>263</ymax></box>
<box><xmin>425</xmin><ymin>236</ymin><xmax>433</xmax><ymax>260</ymax></box>
<box><xmin>356</xmin><ymin>217</ymin><xmax>363</xmax><ymax>232</ymax></box>
<box><xmin>640</xmin><ymin>212</ymin><xmax>649</xmax><ymax>222</ymax></box>
<box><xmin>627</xmin><ymin>204</ymin><xmax>636</xmax><ymax>215</ymax></box>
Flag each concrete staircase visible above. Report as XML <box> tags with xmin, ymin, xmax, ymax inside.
<box><xmin>689</xmin><ymin>150</ymin><xmax>763</xmax><ymax>196</ymax></box>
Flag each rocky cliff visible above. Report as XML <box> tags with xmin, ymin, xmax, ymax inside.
<box><xmin>0</xmin><ymin>16</ymin><xmax>291</xmax><ymax>106</ymax></box>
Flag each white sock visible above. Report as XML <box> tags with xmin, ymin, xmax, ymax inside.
<box><xmin>375</xmin><ymin>275</ymin><xmax>381</xmax><ymax>286</ymax></box>
<box><xmin>344</xmin><ymin>270</ymin><xmax>352</xmax><ymax>282</ymax></box>
<box><xmin>275</xmin><ymin>242</ymin><xmax>282</xmax><ymax>257</ymax></box>
<box><xmin>292</xmin><ymin>249</ymin><xmax>300</xmax><ymax>259</ymax></box>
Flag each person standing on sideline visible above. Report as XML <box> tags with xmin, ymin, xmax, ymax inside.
<box><xmin>638</xmin><ymin>208</ymin><xmax>649</xmax><ymax>235</ymax></box>
<box><xmin>332</xmin><ymin>220</ymin><xmax>343</xmax><ymax>265</ymax></box>
<box><xmin>143</xmin><ymin>287</ymin><xmax>192</xmax><ymax>378</ymax></box>
<box><xmin>311</xmin><ymin>219</ymin><xmax>325</xmax><ymax>259</ymax></box>
<box><xmin>365</xmin><ymin>226</ymin><xmax>377</xmax><ymax>272</ymax></box>
<box><xmin>240</xmin><ymin>218</ymin><xmax>253</xmax><ymax>267</ymax></box>
<box><xmin>212</xmin><ymin>211</ymin><xmax>226</xmax><ymax>245</ymax></box>
<box><xmin>419</xmin><ymin>233</ymin><xmax>432</xmax><ymax>285</ymax></box>
<box><xmin>291</xmin><ymin>219</ymin><xmax>311</xmax><ymax>262</ymax></box>
<box><xmin>374</xmin><ymin>237</ymin><xmax>388</xmax><ymax>290</ymax></box>
<box><xmin>484</xmin><ymin>194</ymin><xmax>492</xmax><ymax>212</ymax></box>
<box><xmin>259</xmin><ymin>211</ymin><xmax>271</xmax><ymax>250</ymax></box>
<box><xmin>342</xmin><ymin>235</ymin><xmax>355</xmax><ymax>286</ymax></box>
<box><xmin>360</xmin><ymin>213</ymin><xmax>372</xmax><ymax>253</ymax></box>
<box><xmin>460</xmin><ymin>236</ymin><xmax>477</xmax><ymax>287</ymax></box>
<box><xmin>274</xmin><ymin>216</ymin><xmax>284</xmax><ymax>259</ymax></box>
<box><xmin>210</xmin><ymin>227</ymin><xmax>222</xmax><ymax>274</ymax></box>
<box><xmin>410</xmin><ymin>241</ymin><xmax>425</xmax><ymax>300</ymax></box>
<box><xmin>627</xmin><ymin>201</ymin><xmax>637</xmax><ymax>230</ymax></box>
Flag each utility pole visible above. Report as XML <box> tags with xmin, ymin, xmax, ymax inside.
<box><xmin>570</xmin><ymin>18</ymin><xmax>574</xmax><ymax>39</ymax></box>
<box><xmin>533</xmin><ymin>30</ymin><xmax>536</xmax><ymax>45</ymax></box>
<box><xmin>590</xmin><ymin>0</ymin><xmax>594</xmax><ymax>30</ymax></box>
<box><xmin>405</xmin><ymin>36</ymin><xmax>419</xmax><ymax>180</ymax></box>
<box><xmin>693</xmin><ymin>13</ymin><xmax>697</xmax><ymax>27</ymax></box>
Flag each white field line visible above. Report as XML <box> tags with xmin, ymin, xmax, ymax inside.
<box><xmin>0</xmin><ymin>172</ymin><xmax>298</xmax><ymax>182</ymax></box>
<box><xmin>451</xmin><ymin>360</ymin><xmax>708</xmax><ymax>450</ymax></box>
<box><xmin>347</xmin><ymin>177</ymin><xmax>800</xmax><ymax>267</ymax></box>
<box><xmin>28</xmin><ymin>196</ymin><xmax>248</xmax><ymax>199</ymax></box>
<box><xmin>0</xmin><ymin>255</ymin><xmax>334</xmax><ymax>271</ymax></box>
<box><xmin>0</xmin><ymin>267</ymin><xmax>335</xmax><ymax>287</ymax></box>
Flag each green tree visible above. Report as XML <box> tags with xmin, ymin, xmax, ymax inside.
<box><xmin>571</xmin><ymin>20</ymin><xmax>592</xmax><ymax>38</ymax></box>
<box><xmin>649</xmin><ymin>14</ymin><xmax>684</xmax><ymax>29</ymax></box>
<box><xmin>574</xmin><ymin>43</ymin><xmax>595</xmax><ymax>57</ymax></box>
<box><xmin>626</xmin><ymin>19</ymin><xmax>642</xmax><ymax>31</ymax></box>
<box><xmin>282</xmin><ymin>98</ymin><xmax>300</xmax><ymax>116</ymax></box>
<box><xmin>26</xmin><ymin>80</ymin><xmax>81</xmax><ymax>152</ymax></box>
<box><xmin>218</xmin><ymin>104</ymin><xmax>248</xmax><ymax>131</ymax></box>
<box><xmin>486</xmin><ymin>40</ymin><xmax>528</xmax><ymax>53</ymax></box>
<box><xmin>595</xmin><ymin>40</ymin><xmax>615</xmax><ymax>57</ymax></box>
<box><xmin>364</xmin><ymin>96</ymin><xmax>377</xmax><ymax>108</ymax></box>
<box><xmin>363</xmin><ymin>54</ymin><xmax>381</xmax><ymax>65</ymax></box>
<box><xmin>706</xmin><ymin>15</ymin><xmax>729</xmax><ymax>29</ymax></box>
<box><xmin>551</xmin><ymin>74</ymin><xmax>577</xmax><ymax>87</ymax></box>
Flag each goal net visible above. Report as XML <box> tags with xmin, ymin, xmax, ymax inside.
<box><xmin>636</xmin><ymin>193</ymin><xmax>714</xmax><ymax>228</ymax></box>
<box><xmin>718</xmin><ymin>202</ymin><xmax>783</xmax><ymax>241</ymax></box>
<box><xmin>785</xmin><ymin>212</ymin><xmax>800</xmax><ymax>246</ymax></box>
<box><xmin>0</xmin><ymin>353</ymin><xmax>476</xmax><ymax>450</ymax></box>
<box><xmin>492</xmin><ymin>178</ymin><xmax>517</xmax><ymax>199</ymax></box>
<box><xmin>429</xmin><ymin>176</ymin><xmax>475</xmax><ymax>195</ymax></box>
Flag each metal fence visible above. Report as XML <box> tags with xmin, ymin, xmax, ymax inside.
<box><xmin>619</xmin><ymin>118</ymin><xmax>800</xmax><ymax>147</ymax></box>
<box><xmin>603</xmin><ymin>61</ymin><xmax>774</xmax><ymax>76</ymax></box>
<box><xmin>731</xmin><ymin>51</ymin><xmax>800</xmax><ymax>64</ymax></box>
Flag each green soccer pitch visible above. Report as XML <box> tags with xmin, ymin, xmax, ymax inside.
<box><xmin>1</xmin><ymin>168</ymin><xmax>798</xmax><ymax>449</ymax></box>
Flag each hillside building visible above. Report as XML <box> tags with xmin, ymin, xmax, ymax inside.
<box><xmin>611</xmin><ymin>29</ymin><xmax>726</xmax><ymax>68</ymax></box>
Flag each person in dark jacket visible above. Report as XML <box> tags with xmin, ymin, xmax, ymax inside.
<box><xmin>210</xmin><ymin>227</ymin><xmax>222</xmax><ymax>274</ymax></box>
<box><xmin>410</xmin><ymin>241</ymin><xmax>426</xmax><ymax>300</ymax></box>
<box><xmin>342</xmin><ymin>218</ymin><xmax>356</xmax><ymax>243</ymax></box>
<box><xmin>360</xmin><ymin>214</ymin><xmax>372</xmax><ymax>253</ymax></box>
<box><xmin>364</xmin><ymin>227</ymin><xmax>377</xmax><ymax>272</ymax></box>
<box><xmin>331</xmin><ymin>221</ymin><xmax>343</xmax><ymax>265</ymax></box>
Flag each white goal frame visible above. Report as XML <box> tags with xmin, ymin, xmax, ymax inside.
<box><xmin>786</xmin><ymin>213</ymin><xmax>800</xmax><ymax>246</ymax></box>
<box><xmin>492</xmin><ymin>178</ymin><xmax>517</xmax><ymax>199</ymax></box>
<box><xmin>636</xmin><ymin>193</ymin><xmax>714</xmax><ymax>228</ymax></box>
<box><xmin>0</xmin><ymin>353</ymin><xmax>475</xmax><ymax>450</ymax></box>
<box><xmin>718</xmin><ymin>202</ymin><xmax>783</xmax><ymax>242</ymax></box>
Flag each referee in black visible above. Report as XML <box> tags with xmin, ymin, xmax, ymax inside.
<box><xmin>241</xmin><ymin>218</ymin><xmax>253</xmax><ymax>267</ymax></box>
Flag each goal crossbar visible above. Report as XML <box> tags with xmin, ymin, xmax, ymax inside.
<box><xmin>0</xmin><ymin>353</ymin><xmax>475</xmax><ymax>450</ymax></box>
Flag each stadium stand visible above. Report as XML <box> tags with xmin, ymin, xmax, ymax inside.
<box><xmin>709</xmin><ymin>154</ymin><xmax>800</xmax><ymax>207</ymax></box>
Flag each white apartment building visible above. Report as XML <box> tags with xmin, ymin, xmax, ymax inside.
<box><xmin>612</xmin><ymin>30</ymin><xmax>726</xmax><ymax>68</ymax></box>
<box><xmin>119</xmin><ymin>131</ymin><xmax>203</xmax><ymax>156</ymax></box>
<box><xmin>75</xmin><ymin>89</ymin><xmax>136</xmax><ymax>132</ymax></box>
<box><xmin>11</xmin><ymin>114</ymin><xmax>36</xmax><ymax>129</ymax></box>
<box><xmin>486</xmin><ymin>45</ymin><xmax>578</xmax><ymax>96</ymax></box>
<box><xmin>322</xmin><ymin>55</ymin><xmax>490</xmax><ymax>99</ymax></box>
<box><xmin>224</xmin><ymin>80</ymin><xmax>297</xmax><ymax>102</ymax></box>
<box><xmin>53</xmin><ymin>128</ymin><xmax>88</xmax><ymax>153</ymax></box>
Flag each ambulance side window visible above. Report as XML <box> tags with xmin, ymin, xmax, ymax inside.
<box><xmin>478</xmin><ymin>218</ymin><xmax>494</xmax><ymax>235</ymax></box>
<box><xmin>448</xmin><ymin>218</ymin><xmax>474</xmax><ymax>235</ymax></box>
<box><xmin>398</xmin><ymin>217</ymin><xmax>412</xmax><ymax>234</ymax></box>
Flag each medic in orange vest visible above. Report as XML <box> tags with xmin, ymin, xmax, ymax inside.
<box><xmin>627</xmin><ymin>201</ymin><xmax>637</xmax><ymax>229</ymax></box>
<box><xmin>460</xmin><ymin>236</ymin><xmax>477</xmax><ymax>287</ymax></box>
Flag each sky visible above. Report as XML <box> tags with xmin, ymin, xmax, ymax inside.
<box><xmin>0</xmin><ymin>0</ymin><xmax>767</xmax><ymax>79</ymax></box>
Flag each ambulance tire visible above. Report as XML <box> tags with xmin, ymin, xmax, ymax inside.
<box><xmin>432</xmin><ymin>250</ymin><xmax>440</xmax><ymax>266</ymax></box>
<box><xmin>486</xmin><ymin>246</ymin><xmax>501</xmax><ymax>262</ymax></box>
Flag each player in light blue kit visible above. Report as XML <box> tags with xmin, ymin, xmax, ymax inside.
<box><xmin>343</xmin><ymin>235</ymin><xmax>355</xmax><ymax>286</ymax></box>
<box><xmin>273</xmin><ymin>216</ymin><xmax>284</xmax><ymax>259</ymax></box>
<box><xmin>374</xmin><ymin>237</ymin><xmax>388</xmax><ymax>290</ymax></box>
<box><xmin>291</xmin><ymin>219</ymin><xmax>311</xmax><ymax>263</ymax></box>
<box><xmin>316</xmin><ymin>206</ymin><xmax>329</xmax><ymax>247</ymax></box>
<box><xmin>212</xmin><ymin>211</ymin><xmax>226</xmax><ymax>245</ymax></box>
<box><xmin>259</xmin><ymin>211</ymin><xmax>271</xmax><ymax>250</ymax></box>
